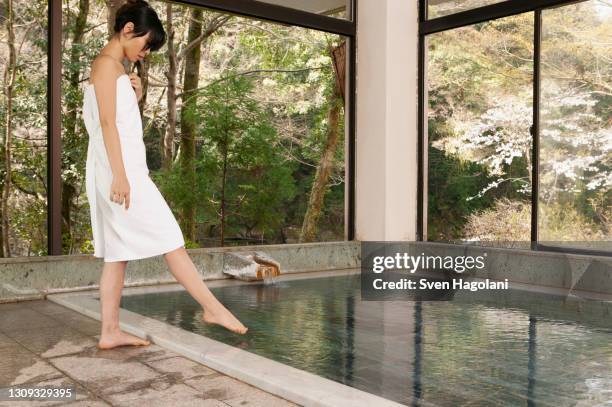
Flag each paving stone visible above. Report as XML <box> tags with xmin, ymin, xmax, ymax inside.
<box><xmin>49</xmin><ymin>355</ymin><xmax>162</xmax><ymax>395</ymax></box>
<box><xmin>134</xmin><ymin>345</ymin><xmax>182</xmax><ymax>363</ymax></box>
<box><xmin>0</xmin><ymin>348</ymin><xmax>63</xmax><ymax>387</ymax></box>
<box><xmin>0</xmin><ymin>308</ymin><xmax>58</xmax><ymax>333</ymax></box>
<box><xmin>184</xmin><ymin>375</ymin><xmax>261</xmax><ymax>401</ymax></box>
<box><xmin>67</xmin><ymin>343</ymin><xmax>165</xmax><ymax>363</ymax></box>
<box><xmin>145</xmin><ymin>356</ymin><xmax>217</xmax><ymax>381</ymax></box>
<box><xmin>4</xmin><ymin>324</ymin><xmax>98</xmax><ymax>358</ymax></box>
<box><xmin>0</xmin><ymin>332</ymin><xmax>20</xmax><ymax>350</ymax></box>
<box><xmin>196</xmin><ymin>401</ymin><xmax>232</xmax><ymax>407</ymax></box>
<box><xmin>46</xmin><ymin>311</ymin><xmax>101</xmax><ymax>337</ymax></box>
<box><xmin>62</xmin><ymin>401</ymin><xmax>111</xmax><ymax>407</ymax></box>
<box><xmin>93</xmin><ymin>342</ymin><xmax>180</xmax><ymax>363</ymax></box>
<box><xmin>224</xmin><ymin>390</ymin><xmax>300</xmax><ymax>407</ymax></box>
<box><xmin>0</xmin><ymin>302</ymin><xmax>24</xmax><ymax>312</ymax></box>
<box><xmin>106</xmin><ymin>383</ymin><xmax>214</xmax><ymax>407</ymax></box>
<box><xmin>24</xmin><ymin>300</ymin><xmax>75</xmax><ymax>316</ymax></box>
<box><xmin>66</xmin><ymin>344</ymin><xmax>130</xmax><ymax>361</ymax></box>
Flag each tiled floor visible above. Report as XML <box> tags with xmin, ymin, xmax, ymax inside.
<box><xmin>0</xmin><ymin>300</ymin><xmax>300</xmax><ymax>406</ymax></box>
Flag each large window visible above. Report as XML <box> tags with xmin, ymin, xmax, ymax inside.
<box><xmin>420</xmin><ymin>0</ymin><xmax>611</xmax><ymax>255</ymax></box>
<box><xmin>1</xmin><ymin>0</ymin><xmax>354</xmax><ymax>258</ymax></box>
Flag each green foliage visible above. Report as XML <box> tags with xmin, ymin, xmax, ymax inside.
<box><xmin>427</xmin><ymin>137</ymin><xmax>496</xmax><ymax>240</ymax></box>
<box><xmin>157</xmin><ymin>73</ymin><xmax>298</xmax><ymax>244</ymax></box>
<box><xmin>464</xmin><ymin>198</ymin><xmax>606</xmax><ymax>242</ymax></box>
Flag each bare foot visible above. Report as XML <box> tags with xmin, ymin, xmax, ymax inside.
<box><xmin>202</xmin><ymin>306</ymin><xmax>248</xmax><ymax>335</ymax></box>
<box><xmin>97</xmin><ymin>331</ymin><xmax>151</xmax><ymax>350</ymax></box>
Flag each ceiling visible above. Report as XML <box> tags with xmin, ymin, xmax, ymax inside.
<box><xmin>258</xmin><ymin>0</ymin><xmax>348</xmax><ymax>15</ymax></box>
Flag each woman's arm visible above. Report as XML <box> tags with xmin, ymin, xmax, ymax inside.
<box><xmin>90</xmin><ymin>55</ymin><xmax>131</xmax><ymax>210</ymax></box>
<box><xmin>92</xmin><ymin>56</ymin><xmax>127</xmax><ymax>179</ymax></box>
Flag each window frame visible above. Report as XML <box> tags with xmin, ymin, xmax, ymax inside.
<box><xmin>417</xmin><ymin>0</ymin><xmax>612</xmax><ymax>257</ymax></box>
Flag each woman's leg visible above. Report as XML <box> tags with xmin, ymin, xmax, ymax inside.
<box><xmin>163</xmin><ymin>246</ymin><xmax>248</xmax><ymax>334</ymax></box>
<box><xmin>97</xmin><ymin>260</ymin><xmax>151</xmax><ymax>349</ymax></box>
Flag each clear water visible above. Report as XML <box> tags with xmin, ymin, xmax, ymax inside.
<box><xmin>119</xmin><ymin>274</ymin><xmax>612</xmax><ymax>406</ymax></box>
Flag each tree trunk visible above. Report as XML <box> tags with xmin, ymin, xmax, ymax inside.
<box><xmin>136</xmin><ymin>59</ymin><xmax>150</xmax><ymax>115</ymax></box>
<box><xmin>299</xmin><ymin>88</ymin><xmax>342</xmax><ymax>243</ymax></box>
<box><xmin>172</xmin><ymin>14</ymin><xmax>231</xmax><ymax>241</ymax></box>
<box><xmin>105</xmin><ymin>0</ymin><xmax>124</xmax><ymax>36</ymax></box>
<box><xmin>220</xmin><ymin>136</ymin><xmax>229</xmax><ymax>246</ymax></box>
<box><xmin>299</xmin><ymin>43</ymin><xmax>345</xmax><ymax>243</ymax></box>
<box><xmin>61</xmin><ymin>0</ymin><xmax>89</xmax><ymax>254</ymax></box>
<box><xmin>178</xmin><ymin>7</ymin><xmax>203</xmax><ymax>242</ymax></box>
<box><xmin>163</xmin><ymin>3</ymin><xmax>178</xmax><ymax>170</ymax></box>
<box><xmin>1</xmin><ymin>0</ymin><xmax>16</xmax><ymax>257</ymax></box>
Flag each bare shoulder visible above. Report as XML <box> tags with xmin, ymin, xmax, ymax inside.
<box><xmin>89</xmin><ymin>55</ymin><xmax>125</xmax><ymax>85</ymax></box>
<box><xmin>89</xmin><ymin>55</ymin><xmax>125</xmax><ymax>122</ymax></box>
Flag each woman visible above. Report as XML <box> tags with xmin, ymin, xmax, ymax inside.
<box><xmin>83</xmin><ymin>0</ymin><xmax>248</xmax><ymax>350</ymax></box>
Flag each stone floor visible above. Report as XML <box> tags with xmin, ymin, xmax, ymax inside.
<box><xmin>0</xmin><ymin>299</ymin><xmax>300</xmax><ymax>406</ymax></box>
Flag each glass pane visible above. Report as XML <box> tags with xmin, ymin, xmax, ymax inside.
<box><xmin>1</xmin><ymin>1</ymin><xmax>48</xmax><ymax>258</ymax></box>
<box><xmin>428</xmin><ymin>0</ymin><xmax>506</xmax><ymax>19</ymax></box>
<box><xmin>426</xmin><ymin>13</ymin><xmax>534</xmax><ymax>246</ymax></box>
<box><xmin>539</xmin><ymin>0</ymin><xmax>612</xmax><ymax>251</ymax></box>
<box><xmin>257</xmin><ymin>0</ymin><xmax>352</xmax><ymax>20</ymax></box>
<box><xmin>69</xmin><ymin>2</ymin><xmax>347</xmax><ymax>255</ymax></box>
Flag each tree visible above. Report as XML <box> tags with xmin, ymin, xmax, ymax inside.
<box><xmin>1</xmin><ymin>0</ymin><xmax>17</xmax><ymax>256</ymax></box>
<box><xmin>177</xmin><ymin>10</ymin><xmax>231</xmax><ymax>242</ymax></box>
<box><xmin>300</xmin><ymin>42</ymin><xmax>345</xmax><ymax>242</ymax></box>
<box><xmin>159</xmin><ymin>74</ymin><xmax>296</xmax><ymax>246</ymax></box>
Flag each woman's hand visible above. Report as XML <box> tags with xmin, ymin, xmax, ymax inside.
<box><xmin>128</xmin><ymin>72</ymin><xmax>143</xmax><ymax>102</ymax></box>
<box><xmin>110</xmin><ymin>174</ymin><xmax>131</xmax><ymax>210</ymax></box>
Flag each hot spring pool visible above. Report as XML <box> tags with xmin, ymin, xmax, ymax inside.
<box><xmin>119</xmin><ymin>272</ymin><xmax>612</xmax><ymax>406</ymax></box>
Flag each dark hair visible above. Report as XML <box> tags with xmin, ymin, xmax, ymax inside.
<box><xmin>114</xmin><ymin>0</ymin><xmax>166</xmax><ymax>52</ymax></box>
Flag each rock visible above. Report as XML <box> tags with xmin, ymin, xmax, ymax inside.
<box><xmin>222</xmin><ymin>251</ymin><xmax>281</xmax><ymax>281</ymax></box>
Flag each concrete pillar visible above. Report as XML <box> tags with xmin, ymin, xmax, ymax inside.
<box><xmin>355</xmin><ymin>0</ymin><xmax>419</xmax><ymax>240</ymax></box>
